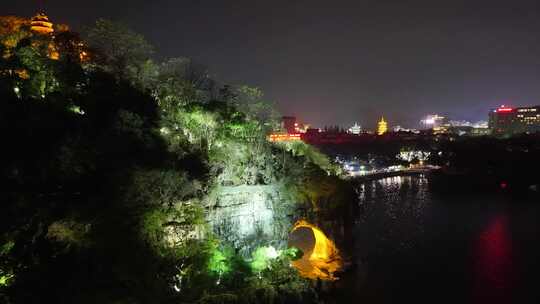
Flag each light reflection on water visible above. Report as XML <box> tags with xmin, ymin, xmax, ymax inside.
<box><xmin>473</xmin><ymin>214</ymin><xmax>514</xmax><ymax>303</ymax></box>
<box><xmin>355</xmin><ymin>176</ymin><xmax>430</xmax><ymax>254</ymax></box>
<box><xmin>328</xmin><ymin>175</ymin><xmax>540</xmax><ymax>304</ymax></box>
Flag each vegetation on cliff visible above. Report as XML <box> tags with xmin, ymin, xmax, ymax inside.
<box><xmin>0</xmin><ymin>16</ymin><xmax>353</xmax><ymax>304</ymax></box>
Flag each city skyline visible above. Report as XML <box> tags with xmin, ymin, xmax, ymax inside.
<box><xmin>292</xmin><ymin>112</ymin><xmax>491</xmax><ymax>131</ymax></box>
<box><xmin>3</xmin><ymin>1</ymin><xmax>540</xmax><ymax>127</ymax></box>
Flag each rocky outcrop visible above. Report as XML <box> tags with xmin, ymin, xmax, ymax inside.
<box><xmin>205</xmin><ymin>184</ymin><xmax>302</xmax><ymax>256</ymax></box>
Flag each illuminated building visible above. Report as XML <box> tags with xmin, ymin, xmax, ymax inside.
<box><xmin>281</xmin><ymin>116</ymin><xmax>310</xmax><ymax>133</ymax></box>
<box><xmin>281</xmin><ymin>116</ymin><xmax>296</xmax><ymax>134</ymax></box>
<box><xmin>489</xmin><ymin>105</ymin><xmax>514</xmax><ymax>136</ymax></box>
<box><xmin>470</xmin><ymin>121</ymin><xmax>491</xmax><ymax>136</ymax></box>
<box><xmin>394</xmin><ymin>125</ymin><xmax>420</xmax><ymax>133</ymax></box>
<box><xmin>30</xmin><ymin>12</ymin><xmax>54</xmax><ymax>34</ymax></box>
<box><xmin>516</xmin><ymin>107</ymin><xmax>540</xmax><ymax>131</ymax></box>
<box><xmin>294</xmin><ymin>122</ymin><xmax>309</xmax><ymax>133</ymax></box>
<box><xmin>473</xmin><ymin>121</ymin><xmax>488</xmax><ymax>128</ymax></box>
<box><xmin>421</xmin><ymin>114</ymin><xmax>451</xmax><ymax>134</ymax></box>
<box><xmin>449</xmin><ymin>120</ymin><xmax>473</xmax><ymax>127</ymax></box>
<box><xmin>421</xmin><ymin>114</ymin><xmax>448</xmax><ymax>129</ymax></box>
<box><xmin>267</xmin><ymin>133</ymin><xmax>301</xmax><ymax>142</ymax></box>
<box><xmin>28</xmin><ymin>12</ymin><xmax>61</xmax><ymax>60</ymax></box>
<box><xmin>398</xmin><ymin>150</ymin><xmax>430</xmax><ymax>162</ymax></box>
<box><xmin>489</xmin><ymin>105</ymin><xmax>540</xmax><ymax>136</ymax></box>
<box><xmin>433</xmin><ymin>125</ymin><xmax>450</xmax><ymax>135</ymax></box>
<box><xmin>348</xmin><ymin>122</ymin><xmax>362</xmax><ymax>134</ymax></box>
<box><xmin>377</xmin><ymin>117</ymin><xmax>387</xmax><ymax>135</ymax></box>
<box><xmin>471</xmin><ymin>127</ymin><xmax>490</xmax><ymax>136</ymax></box>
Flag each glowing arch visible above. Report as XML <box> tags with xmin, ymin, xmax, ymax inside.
<box><xmin>290</xmin><ymin>220</ymin><xmax>342</xmax><ymax>280</ymax></box>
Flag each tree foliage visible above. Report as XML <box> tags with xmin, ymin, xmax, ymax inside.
<box><xmin>85</xmin><ymin>19</ymin><xmax>154</xmax><ymax>84</ymax></box>
<box><xmin>0</xmin><ymin>16</ymin><xmax>342</xmax><ymax>304</ymax></box>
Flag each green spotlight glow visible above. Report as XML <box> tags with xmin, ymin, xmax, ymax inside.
<box><xmin>208</xmin><ymin>248</ymin><xmax>231</xmax><ymax>275</ymax></box>
<box><xmin>250</xmin><ymin>246</ymin><xmax>279</xmax><ymax>272</ymax></box>
<box><xmin>68</xmin><ymin>105</ymin><xmax>85</xmax><ymax>115</ymax></box>
<box><xmin>282</xmin><ymin>247</ymin><xmax>303</xmax><ymax>261</ymax></box>
<box><xmin>0</xmin><ymin>272</ymin><xmax>14</xmax><ymax>287</ymax></box>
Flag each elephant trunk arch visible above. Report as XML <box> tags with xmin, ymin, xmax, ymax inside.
<box><xmin>290</xmin><ymin>220</ymin><xmax>342</xmax><ymax>281</ymax></box>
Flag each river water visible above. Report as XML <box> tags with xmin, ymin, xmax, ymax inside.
<box><xmin>326</xmin><ymin>175</ymin><xmax>540</xmax><ymax>304</ymax></box>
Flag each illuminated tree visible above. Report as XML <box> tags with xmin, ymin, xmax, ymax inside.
<box><xmin>85</xmin><ymin>19</ymin><xmax>154</xmax><ymax>82</ymax></box>
<box><xmin>12</xmin><ymin>44</ymin><xmax>57</xmax><ymax>98</ymax></box>
<box><xmin>154</xmin><ymin>58</ymin><xmax>202</xmax><ymax>108</ymax></box>
<box><xmin>0</xmin><ymin>14</ymin><xmax>346</xmax><ymax>304</ymax></box>
<box><xmin>0</xmin><ymin>16</ymin><xmax>31</xmax><ymax>51</ymax></box>
<box><xmin>234</xmin><ymin>85</ymin><xmax>281</xmax><ymax>130</ymax></box>
<box><xmin>53</xmin><ymin>31</ymin><xmax>89</xmax><ymax>64</ymax></box>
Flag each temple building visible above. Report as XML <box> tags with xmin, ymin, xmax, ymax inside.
<box><xmin>29</xmin><ymin>12</ymin><xmax>60</xmax><ymax>60</ymax></box>
<box><xmin>377</xmin><ymin>117</ymin><xmax>388</xmax><ymax>135</ymax></box>
<box><xmin>348</xmin><ymin>122</ymin><xmax>362</xmax><ymax>134</ymax></box>
<box><xmin>30</xmin><ymin>12</ymin><xmax>54</xmax><ymax>34</ymax></box>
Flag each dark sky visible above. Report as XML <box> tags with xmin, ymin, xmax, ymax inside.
<box><xmin>4</xmin><ymin>0</ymin><xmax>540</xmax><ymax>128</ymax></box>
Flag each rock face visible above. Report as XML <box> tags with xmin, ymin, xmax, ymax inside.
<box><xmin>205</xmin><ymin>184</ymin><xmax>301</xmax><ymax>256</ymax></box>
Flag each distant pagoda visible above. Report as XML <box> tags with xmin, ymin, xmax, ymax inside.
<box><xmin>30</xmin><ymin>12</ymin><xmax>54</xmax><ymax>34</ymax></box>
<box><xmin>377</xmin><ymin>117</ymin><xmax>388</xmax><ymax>135</ymax></box>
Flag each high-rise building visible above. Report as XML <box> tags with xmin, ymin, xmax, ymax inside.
<box><xmin>489</xmin><ymin>105</ymin><xmax>514</xmax><ymax>136</ymax></box>
<box><xmin>489</xmin><ymin>105</ymin><xmax>540</xmax><ymax>136</ymax></box>
<box><xmin>377</xmin><ymin>117</ymin><xmax>388</xmax><ymax>135</ymax></box>
<box><xmin>516</xmin><ymin>107</ymin><xmax>540</xmax><ymax>131</ymax></box>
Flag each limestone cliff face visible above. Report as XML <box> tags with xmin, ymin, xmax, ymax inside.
<box><xmin>204</xmin><ymin>184</ymin><xmax>303</xmax><ymax>256</ymax></box>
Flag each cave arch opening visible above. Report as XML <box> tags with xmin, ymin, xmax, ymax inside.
<box><xmin>288</xmin><ymin>220</ymin><xmax>342</xmax><ymax>281</ymax></box>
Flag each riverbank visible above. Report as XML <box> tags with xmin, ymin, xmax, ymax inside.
<box><xmin>348</xmin><ymin>167</ymin><xmax>436</xmax><ymax>183</ymax></box>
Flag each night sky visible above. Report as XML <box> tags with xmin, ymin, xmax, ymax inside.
<box><xmin>4</xmin><ymin>0</ymin><xmax>540</xmax><ymax>129</ymax></box>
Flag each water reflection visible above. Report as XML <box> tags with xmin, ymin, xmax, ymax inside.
<box><xmin>327</xmin><ymin>175</ymin><xmax>539</xmax><ymax>304</ymax></box>
<box><xmin>473</xmin><ymin>214</ymin><xmax>515</xmax><ymax>303</ymax></box>
<box><xmin>355</xmin><ymin>176</ymin><xmax>430</xmax><ymax>254</ymax></box>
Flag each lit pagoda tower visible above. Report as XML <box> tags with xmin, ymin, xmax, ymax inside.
<box><xmin>29</xmin><ymin>11</ymin><xmax>60</xmax><ymax>60</ymax></box>
<box><xmin>30</xmin><ymin>12</ymin><xmax>54</xmax><ymax>34</ymax></box>
<box><xmin>377</xmin><ymin>117</ymin><xmax>388</xmax><ymax>135</ymax></box>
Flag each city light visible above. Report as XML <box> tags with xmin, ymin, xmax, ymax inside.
<box><xmin>421</xmin><ymin>114</ymin><xmax>447</xmax><ymax>128</ymax></box>
<box><xmin>268</xmin><ymin>133</ymin><xmax>301</xmax><ymax>142</ymax></box>
<box><xmin>348</xmin><ymin>122</ymin><xmax>362</xmax><ymax>134</ymax></box>
<box><xmin>490</xmin><ymin>105</ymin><xmax>540</xmax><ymax>136</ymax></box>
<box><xmin>377</xmin><ymin>117</ymin><xmax>388</xmax><ymax>135</ymax></box>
